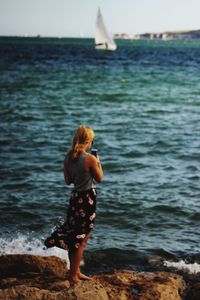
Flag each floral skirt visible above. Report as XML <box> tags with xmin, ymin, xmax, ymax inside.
<box><xmin>44</xmin><ymin>188</ymin><xmax>96</xmax><ymax>251</ymax></box>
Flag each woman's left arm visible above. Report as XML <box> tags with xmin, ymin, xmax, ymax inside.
<box><xmin>64</xmin><ymin>162</ymin><xmax>71</xmax><ymax>185</ymax></box>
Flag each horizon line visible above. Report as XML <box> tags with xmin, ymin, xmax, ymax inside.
<box><xmin>0</xmin><ymin>27</ymin><xmax>200</xmax><ymax>39</ymax></box>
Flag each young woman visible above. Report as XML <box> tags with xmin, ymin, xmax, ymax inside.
<box><xmin>44</xmin><ymin>125</ymin><xmax>103</xmax><ymax>283</ymax></box>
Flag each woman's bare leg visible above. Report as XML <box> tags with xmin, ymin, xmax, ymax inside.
<box><xmin>69</xmin><ymin>245</ymin><xmax>84</xmax><ymax>282</ymax></box>
<box><xmin>68</xmin><ymin>233</ymin><xmax>91</xmax><ymax>283</ymax></box>
<box><xmin>78</xmin><ymin>233</ymin><xmax>93</xmax><ymax>280</ymax></box>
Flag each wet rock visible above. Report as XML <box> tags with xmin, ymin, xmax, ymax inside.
<box><xmin>0</xmin><ymin>254</ymin><xmax>67</xmax><ymax>278</ymax></box>
<box><xmin>185</xmin><ymin>282</ymin><xmax>200</xmax><ymax>300</ymax></box>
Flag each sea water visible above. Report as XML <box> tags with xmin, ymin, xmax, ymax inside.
<box><xmin>0</xmin><ymin>37</ymin><xmax>200</xmax><ymax>274</ymax></box>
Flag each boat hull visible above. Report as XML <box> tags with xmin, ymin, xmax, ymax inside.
<box><xmin>95</xmin><ymin>43</ymin><xmax>117</xmax><ymax>51</ymax></box>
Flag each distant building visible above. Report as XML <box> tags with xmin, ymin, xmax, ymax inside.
<box><xmin>114</xmin><ymin>29</ymin><xmax>200</xmax><ymax>40</ymax></box>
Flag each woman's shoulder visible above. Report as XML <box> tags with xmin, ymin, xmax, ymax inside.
<box><xmin>85</xmin><ymin>152</ymin><xmax>96</xmax><ymax>165</ymax></box>
<box><xmin>85</xmin><ymin>152</ymin><xmax>94</xmax><ymax>159</ymax></box>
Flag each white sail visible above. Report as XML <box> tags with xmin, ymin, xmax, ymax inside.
<box><xmin>95</xmin><ymin>8</ymin><xmax>117</xmax><ymax>51</ymax></box>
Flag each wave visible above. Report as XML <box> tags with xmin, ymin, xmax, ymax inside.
<box><xmin>150</xmin><ymin>204</ymin><xmax>189</xmax><ymax>216</ymax></box>
<box><xmin>164</xmin><ymin>260</ymin><xmax>200</xmax><ymax>274</ymax></box>
<box><xmin>1</xmin><ymin>235</ymin><xmax>200</xmax><ymax>275</ymax></box>
<box><xmin>0</xmin><ymin>235</ymin><xmax>69</xmax><ymax>267</ymax></box>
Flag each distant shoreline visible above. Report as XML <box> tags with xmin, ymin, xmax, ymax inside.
<box><xmin>1</xmin><ymin>29</ymin><xmax>200</xmax><ymax>40</ymax></box>
<box><xmin>114</xmin><ymin>29</ymin><xmax>200</xmax><ymax>40</ymax></box>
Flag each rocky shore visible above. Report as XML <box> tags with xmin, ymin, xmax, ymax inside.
<box><xmin>0</xmin><ymin>254</ymin><xmax>199</xmax><ymax>300</ymax></box>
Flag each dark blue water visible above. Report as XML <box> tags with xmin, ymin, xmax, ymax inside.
<box><xmin>0</xmin><ymin>37</ymin><xmax>200</xmax><ymax>273</ymax></box>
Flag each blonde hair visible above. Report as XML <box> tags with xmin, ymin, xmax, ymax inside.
<box><xmin>68</xmin><ymin>125</ymin><xmax>95</xmax><ymax>160</ymax></box>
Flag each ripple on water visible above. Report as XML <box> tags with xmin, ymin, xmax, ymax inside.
<box><xmin>0</xmin><ymin>38</ymin><xmax>200</xmax><ymax>265</ymax></box>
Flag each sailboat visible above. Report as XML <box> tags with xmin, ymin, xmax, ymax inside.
<box><xmin>95</xmin><ymin>8</ymin><xmax>117</xmax><ymax>51</ymax></box>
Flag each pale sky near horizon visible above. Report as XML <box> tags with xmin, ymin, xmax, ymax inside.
<box><xmin>0</xmin><ymin>0</ymin><xmax>200</xmax><ymax>37</ymax></box>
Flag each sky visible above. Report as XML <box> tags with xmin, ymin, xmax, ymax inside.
<box><xmin>0</xmin><ymin>0</ymin><xmax>200</xmax><ymax>37</ymax></box>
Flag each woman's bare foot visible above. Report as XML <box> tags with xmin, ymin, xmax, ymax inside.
<box><xmin>78</xmin><ymin>272</ymin><xmax>93</xmax><ymax>280</ymax></box>
<box><xmin>66</xmin><ymin>273</ymin><xmax>81</xmax><ymax>284</ymax></box>
<box><xmin>71</xmin><ymin>276</ymin><xmax>81</xmax><ymax>284</ymax></box>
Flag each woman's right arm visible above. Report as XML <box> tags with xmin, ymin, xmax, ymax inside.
<box><xmin>86</xmin><ymin>154</ymin><xmax>103</xmax><ymax>183</ymax></box>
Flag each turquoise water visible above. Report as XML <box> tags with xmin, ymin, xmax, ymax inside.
<box><xmin>0</xmin><ymin>37</ymin><xmax>200</xmax><ymax>272</ymax></box>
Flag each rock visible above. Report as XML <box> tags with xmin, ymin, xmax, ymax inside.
<box><xmin>0</xmin><ymin>254</ymin><xmax>108</xmax><ymax>300</ymax></box>
<box><xmin>185</xmin><ymin>282</ymin><xmax>200</xmax><ymax>300</ymax></box>
<box><xmin>0</xmin><ymin>254</ymin><xmax>67</xmax><ymax>278</ymax></box>
<box><xmin>0</xmin><ymin>281</ymin><xmax>108</xmax><ymax>300</ymax></box>
<box><xmin>65</xmin><ymin>281</ymin><xmax>108</xmax><ymax>300</ymax></box>
<box><xmin>0</xmin><ymin>254</ymin><xmax>187</xmax><ymax>300</ymax></box>
<box><xmin>94</xmin><ymin>270</ymin><xmax>186</xmax><ymax>300</ymax></box>
<box><xmin>0</xmin><ymin>285</ymin><xmax>65</xmax><ymax>300</ymax></box>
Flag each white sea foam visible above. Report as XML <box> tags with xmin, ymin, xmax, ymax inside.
<box><xmin>164</xmin><ymin>260</ymin><xmax>200</xmax><ymax>274</ymax></box>
<box><xmin>0</xmin><ymin>235</ymin><xmax>69</xmax><ymax>268</ymax></box>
